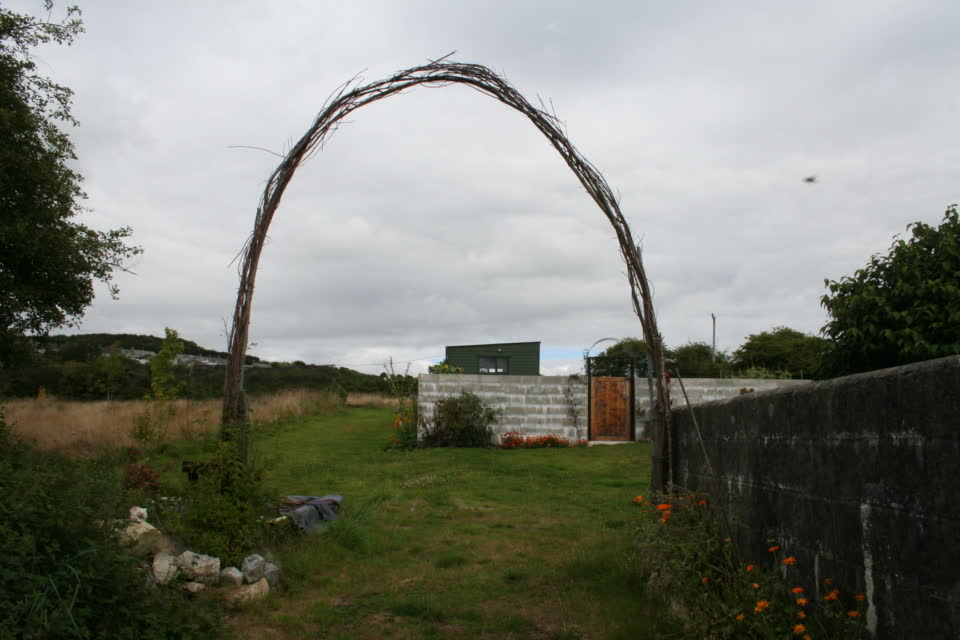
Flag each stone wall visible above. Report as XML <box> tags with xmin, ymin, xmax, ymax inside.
<box><xmin>670</xmin><ymin>356</ymin><xmax>960</xmax><ymax>640</ymax></box>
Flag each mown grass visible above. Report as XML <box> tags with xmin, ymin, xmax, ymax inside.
<box><xmin>154</xmin><ymin>407</ymin><xmax>659</xmax><ymax>639</ymax></box>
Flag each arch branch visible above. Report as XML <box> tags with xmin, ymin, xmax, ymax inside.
<box><xmin>222</xmin><ymin>57</ymin><xmax>673</xmax><ymax>491</ymax></box>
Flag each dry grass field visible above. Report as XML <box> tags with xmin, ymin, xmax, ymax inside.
<box><xmin>4</xmin><ymin>390</ymin><xmax>396</xmax><ymax>456</ymax></box>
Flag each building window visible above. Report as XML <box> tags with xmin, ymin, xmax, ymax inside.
<box><xmin>478</xmin><ymin>356</ymin><xmax>509</xmax><ymax>374</ymax></box>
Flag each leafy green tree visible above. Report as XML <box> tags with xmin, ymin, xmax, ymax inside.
<box><xmin>0</xmin><ymin>2</ymin><xmax>141</xmax><ymax>365</ymax></box>
<box><xmin>669</xmin><ymin>341</ymin><xmax>730</xmax><ymax>378</ymax></box>
<box><xmin>820</xmin><ymin>205</ymin><xmax>960</xmax><ymax>375</ymax></box>
<box><xmin>591</xmin><ymin>337</ymin><xmax>649</xmax><ymax>377</ymax></box>
<box><xmin>733</xmin><ymin>327</ymin><xmax>828</xmax><ymax>378</ymax></box>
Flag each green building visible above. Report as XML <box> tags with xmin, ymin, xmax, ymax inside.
<box><xmin>444</xmin><ymin>341</ymin><xmax>540</xmax><ymax>376</ymax></box>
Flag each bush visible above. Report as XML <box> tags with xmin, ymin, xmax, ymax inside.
<box><xmin>0</xmin><ymin>411</ymin><xmax>223</xmax><ymax>639</ymax></box>
<box><xmin>419</xmin><ymin>391</ymin><xmax>500</xmax><ymax>448</ymax></box>
<box><xmin>161</xmin><ymin>440</ymin><xmax>278</xmax><ymax>567</ymax></box>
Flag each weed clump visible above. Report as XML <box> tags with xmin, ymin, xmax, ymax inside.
<box><xmin>632</xmin><ymin>491</ymin><xmax>866</xmax><ymax>639</ymax></box>
<box><xmin>419</xmin><ymin>391</ymin><xmax>500</xmax><ymax>448</ymax></box>
<box><xmin>0</xmin><ymin>411</ymin><xmax>223</xmax><ymax>639</ymax></box>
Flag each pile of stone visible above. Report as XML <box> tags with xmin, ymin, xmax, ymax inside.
<box><xmin>122</xmin><ymin>507</ymin><xmax>279</xmax><ymax>602</ymax></box>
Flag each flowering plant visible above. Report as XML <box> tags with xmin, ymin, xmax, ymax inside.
<box><xmin>632</xmin><ymin>490</ymin><xmax>866</xmax><ymax>639</ymax></box>
<box><xmin>500</xmin><ymin>432</ymin><xmax>588</xmax><ymax>449</ymax></box>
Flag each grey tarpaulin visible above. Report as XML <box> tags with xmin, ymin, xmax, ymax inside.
<box><xmin>280</xmin><ymin>495</ymin><xmax>342</xmax><ymax>534</ymax></box>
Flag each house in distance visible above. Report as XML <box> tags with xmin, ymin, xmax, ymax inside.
<box><xmin>443</xmin><ymin>341</ymin><xmax>540</xmax><ymax>375</ymax></box>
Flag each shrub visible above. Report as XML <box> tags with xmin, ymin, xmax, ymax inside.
<box><xmin>419</xmin><ymin>391</ymin><xmax>499</xmax><ymax>448</ymax></box>
<box><xmin>161</xmin><ymin>440</ymin><xmax>278</xmax><ymax>566</ymax></box>
<box><xmin>0</xmin><ymin>410</ymin><xmax>223</xmax><ymax>639</ymax></box>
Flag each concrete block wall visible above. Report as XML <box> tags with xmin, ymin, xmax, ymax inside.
<box><xmin>671</xmin><ymin>356</ymin><xmax>960</xmax><ymax>640</ymax></box>
<box><xmin>417</xmin><ymin>374</ymin><xmax>588</xmax><ymax>442</ymax></box>
<box><xmin>419</xmin><ymin>375</ymin><xmax>814</xmax><ymax>443</ymax></box>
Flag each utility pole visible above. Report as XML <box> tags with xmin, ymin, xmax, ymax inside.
<box><xmin>711</xmin><ymin>313</ymin><xmax>717</xmax><ymax>361</ymax></box>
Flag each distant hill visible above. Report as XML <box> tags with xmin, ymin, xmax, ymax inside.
<box><xmin>0</xmin><ymin>333</ymin><xmax>414</xmax><ymax>401</ymax></box>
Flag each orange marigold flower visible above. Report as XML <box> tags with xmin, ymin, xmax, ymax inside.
<box><xmin>701</xmin><ymin>577</ymin><xmax>709</xmax><ymax>584</ymax></box>
<box><xmin>656</xmin><ymin>504</ymin><xmax>672</xmax><ymax>511</ymax></box>
<box><xmin>825</xmin><ymin>589</ymin><xmax>840</xmax><ymax>601</ymax></box>
<box><xmin>659</xmin><ymin>514</ymin><xmax>671</xmax><ymax>523</ymax></box>
<box><xmin>855</xmin><ymin>594</ymin><xmax>866</xmax><ymax>602</ymax></box>
<box><xmin>783</xmin><ymin>556</ymin><xmax>797</xmax><ymax>566</ymax></box>
<box><xmin>791</xmin><ymin>587</ymin><xmax>804</xmax><ymax>594</ymax></box>
<box><xmin>803</xmin><ymin>636</ymin><xmax>811</xmax><ymax>640</ymax></box>
<box><xmin>752</xmin><ymin>583</ymin><xmax>760</xmax><ymax>589</ymax></box>
<box><xmin>793</xmin><ymin>623</ymin><xmax>806</xmax><ymax>635</ymax></box>
<box><xmin>746</xmin><ymin>564</ymin><xmax>755</xmax><ymax>572</ymax></box>
<box><xmin>797</xmin><ymin>611</ymin><xmax>807</xmax><ymax>619</ymax></box>
<box><xmin>848</xmin><ymin>611</ymin><xmax>860</xmax><ymax>619</ymax></box>
<box><xmin>768</xmin><ymin>545</ymin><xmax>780</xmax><ymax>552</ymax></box>
<box><xmin>697</xmin><ymin>499</ymin><xmax>707</xmax><ymax>506</ymax></box>
<box><xmin>633</xmin><ymin>495</ymin><xmax>645</xmax><ymax>504</ymax></box>
<box><xmin>754</xmin><ymin>600</ymin><xmax>769</xmax><ymax>613</ymax></box>
<box><xmin>735</xmin><ymin>613</ymin><xmax>745</xmax><ymax>621</ymax></box>
<box><xmin>796</xmin><ymin>597</ymin><xmax>809</xmax><ymax>607</ymax></box>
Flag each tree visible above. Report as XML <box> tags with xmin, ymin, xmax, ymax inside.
<box><xmin>820</xmin><ymin>205</ymin><xmax>960</xmax><ymax>376</ymax></box>
<box><xmin>733</xmin><ymin>327</ymin><xmax>828</xmax><ymax>378</ymax></box>
<box><xmin>0</xmin><ymin>3</ymin><xmax>141</xmax><ymax>365</ymax></box>
<box><xmin>591</xmin><ymin>337</ymin><xmax>650</xmax><ymax>377</ymax></box>
<box><xmin>669</xmin><ymin>341</ymin><xmax>730</xmax><ymax>378</ymax></box>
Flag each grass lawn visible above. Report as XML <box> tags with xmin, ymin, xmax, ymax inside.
<box><xmin>157</xmin><ymin>407</ymin><xmax>660</xmax><ymax>639</ymax></box>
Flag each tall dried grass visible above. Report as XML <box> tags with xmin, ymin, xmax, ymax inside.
<box><xmin>346</xmin><ymin>392</ymin><xmax>398</xmax><ymax>408</ymax></box>
<box><xmin>3</xmin><ymin>389</ymin><xmax>355</xmax><ymax>457</ymax></box>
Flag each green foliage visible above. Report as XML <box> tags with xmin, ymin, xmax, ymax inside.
<box><xmin>427</xmin><ymin>360</ymin><xmax>463</xmax><ymax>374</ymax></box>
<box><xmin>632</xmin><ymin>492</ymin><xmax>865</xmax><ymax>639</ymax></box>
<box><xmin>821</xmin><ymin>205</ymin><xmax>960</xmax><ymax>376</ymax></box>
<box><xmin>419</xmin><ymin>391</ymin><xmax>500</xmax><ymax>448</ymax></box>
<box><xmin>0</xmin><ymin>410</ymin><xmax>223</xmax><ymax>639</ymax></box>
<box><xmin>669</xmin><ymin>341</ymin><xmax>731</xmax><ymax>378</ymax></box>
<box><xmin>132</xmin><ymin>328</ymin><xmax>184</xmax><ymax>450</ymax></box>
<box><xmin>162</xmin><ymin>440</ymin><xmax>276</xmax><ymax>567</ymax></box>
<box><xmin>733</xmin><ymin>327</ymin><xmax>827</xmax><ymax>378</ymax></box>
<box><xmin>0</xmin><ymin>332</ymin><xmax>401</xmax><ymax>400</ymax></box>
<box><xmin>386</xmin><ymin>402</ymin><xmax>419</xmax><ymax>451</ymax></box>
<box><xmin>591</xmin><ymin>337</ymin><xmax>649</xmax><ymax>377</ymax></box>
<box><xmin>0</xmin><ymin>3</ymin><xmax>142</xmax><ymax>366</ymax></box>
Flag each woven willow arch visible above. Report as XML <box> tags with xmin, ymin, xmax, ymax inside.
<box><xmin>223</xmin><ymin>57</ymin><xmax>673</xmax><ymax>490</ymax></box>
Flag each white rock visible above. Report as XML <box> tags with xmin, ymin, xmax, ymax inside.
<box><xmin>230</xmin><ymin>577</ymin><xmax>269</xmax><ymax>602</ymax></box>
<box><xmin>153</xmin><ymin>552</ymin><xmax>179</xmax><ymax>585</ymax></box>
<box><xmin>177</xmin><ymin>551</ymin><xmax>221</xmax><ymax>585</ymax></box>
<box><xmin>129</xmin><ymin>506</ymin><xmax>148</xmax><ymax>523</ymax></box>
<box><xmin>263</xmin><ymin>562</ymin><xmax>280</xmax><ymax>586</ymax></box>
<box><xmin>240</xmin><ymin>553</ymin><xmax>266</xmax><ymax>584</ymax></box>
<box><xmin>220</xmin><ymin>567</ymin><xmax>243</xmax><ymax>586</ymax></box>
<box><xmin>122</xmin><ymin>522</ymin><xmax>165</xmax><ymax>556</ymax></box>
<box><xmin>184</xmin><ymin>581</ymin><xmax>206</xmax><ymax>594</ymax></box>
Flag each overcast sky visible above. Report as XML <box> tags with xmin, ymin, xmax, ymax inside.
<box><xmin>17</xmin><ymin>0</ymin><xmax>960</xmax><ymax>374</ymax></box>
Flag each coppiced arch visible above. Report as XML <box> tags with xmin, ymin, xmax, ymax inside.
<box><xmin>223</xmin><ymin>56</ymin><xmax>673</xmax><ymax>491</ymax></box>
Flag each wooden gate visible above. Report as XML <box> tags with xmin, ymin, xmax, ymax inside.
<box><xmin>589</xmin><ymin>377</ymin><xmax>633</xmax><ymax>441</ymax></box>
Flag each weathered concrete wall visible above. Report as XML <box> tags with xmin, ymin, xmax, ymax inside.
<box><xmin>671</xmin><ymin>356</ymin><xmax>960</xmax><ymax>640</ymax></box>
<box><xmin>418</xmin><ymin>374</ymin><xmax>589</xmax><ymax>442</ymax></box>
<box><xmin>663</xmin><ymin>377</ymin><xmax>811</xmax><ymax>408</ymax></box>
<box><xmin>418</xmin><ymin>375</ymin><xmax>811</xmax><ymax>442</ymax></box>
